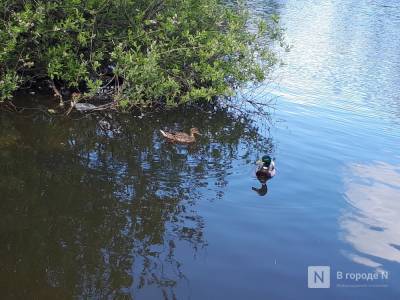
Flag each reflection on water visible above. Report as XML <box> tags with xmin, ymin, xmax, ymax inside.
<box><xmin>262</xmin><ymin>0</ymin><xmax>400</xmax><ymax>297</ymax></box>
<box><xmin>252</xmin><ymin>182</ymin><xmax>268</xmax><ymax>196</ymax></box>
<box><xmin>273</xmin><ymin>0</ymin><xmax>400</xmax><ymax>122</ymax></box>
<box><xmin>0</xmin><ymin>109</ymin><xmax>272</xmax><ymax>298</ymax></box>
<box><xmin>341</xmin><ymin>162</ymin><xmax>400</xmax><ymax>268</ymax></box>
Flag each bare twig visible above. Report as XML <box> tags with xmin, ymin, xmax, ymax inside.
<box><xmin>50</xmin><ymin>80</ymin><xmax>64</xmax><ymax>107</ymax></box>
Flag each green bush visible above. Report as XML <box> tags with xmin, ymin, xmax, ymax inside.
<box><xmin>0</xmin><ymin>0</ymin><xmax>284</xmax><ymax>109</ymax></box>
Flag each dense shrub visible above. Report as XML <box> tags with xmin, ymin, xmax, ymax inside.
<box><xmin>0</xmin><ymin>0</ymin><xmax>285</xmax><ymax>109</ymax></box>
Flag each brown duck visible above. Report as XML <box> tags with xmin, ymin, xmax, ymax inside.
<box><xmin>160</xmin><ymin>128</ymin><xmax>201</xmax><ymax>143</ymax></box>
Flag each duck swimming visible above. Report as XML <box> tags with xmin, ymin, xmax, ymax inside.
<box><xmin>160</xmin><ymin>128</ymin><xmax>201</xmax><ymax>144</ymax></box>
<box><xmin>256</xmin><ymin>155</ymin><xmax>276</xmax><ymax>181</ymax></box>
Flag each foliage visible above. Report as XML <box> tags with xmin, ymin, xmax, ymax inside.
<box><xmin>0</xmin><ymin>0</ymin><xmax>285</xmax><ymax>108</ymax></box>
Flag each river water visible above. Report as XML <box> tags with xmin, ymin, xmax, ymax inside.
<box><xmin>1</xmin><ymin>0</ymin><xmax>400</xmax><ymax>299</ymax></box>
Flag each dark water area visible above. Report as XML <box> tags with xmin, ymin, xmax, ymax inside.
<box><xmin>0</xmin><ymin>108</ymin><xmax>273</xmax><ymax>299</ymax></box>
<box><xmin>1</xmin><ymin>0</ymin><xmax>400</xmax><ymax>299</ymax></box>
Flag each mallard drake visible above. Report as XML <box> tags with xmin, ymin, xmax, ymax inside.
<box><xmin>160</xmin><ymin>128</ymin><xmax>201</xmax><ymax>144</ymax></box>
<box><xmin>256</xmin><ymin>155</ymin><xmax>276</xmax><ymax>180</ymax></box>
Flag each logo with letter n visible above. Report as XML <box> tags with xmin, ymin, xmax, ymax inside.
<box><xmin>308</xmin><ymin>266</ymin><xmax>330</xmax><ymax>288</ymax></box>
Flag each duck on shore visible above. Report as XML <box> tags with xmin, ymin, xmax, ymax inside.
<box><xmin>160</xmin><ymin>128</ymin><xmax>202</xmax><ymax>144</ymax></box>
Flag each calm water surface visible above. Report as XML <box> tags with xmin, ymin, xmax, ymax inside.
<box><xmin>1</xmin><ymin>0</ymin><xmax>400</xmax><ymax>299</ymax></box>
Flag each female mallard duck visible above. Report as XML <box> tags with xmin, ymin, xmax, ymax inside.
<box><xmin>256</xmin><ymin>155</ymin><xmax>276</xmax><ymax>180</ymax></box>
<box><xmin>160</xmin><ymin>128</ymin><xmax>201</xmax><ymax>144</ymax></box>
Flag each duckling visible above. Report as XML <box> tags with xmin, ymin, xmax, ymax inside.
<box><xmin>160</xmin><ymin>128</ymin><xmax>202</xmax><ymax>144</ymax></box>
<box><xmin>256</xmin><ymin>155</ymin><xmax>276</xmax><ymax>180</ymax></box>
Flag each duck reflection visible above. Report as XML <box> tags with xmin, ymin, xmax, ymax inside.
<box><xmin>341</xmin><ymin>162</ymin><xmax>400</xmax><ymax>268</ymax></box>
<box><xmin>252</xmin><ymin>182</ymin><xmax>268</xmax><ymax>196</ymax></box>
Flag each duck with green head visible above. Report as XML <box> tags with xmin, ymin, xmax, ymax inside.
<box><xmin>256</xmin><ymin>155</ymin><xmax>276</xmax><ymax>180</ymax></box>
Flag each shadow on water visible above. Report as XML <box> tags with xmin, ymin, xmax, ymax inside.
<box><xmin>0</xmin><ymin>106</ymin><xmax>273</xmax><ymax>299</ymax></box>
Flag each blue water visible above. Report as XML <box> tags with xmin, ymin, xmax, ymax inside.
<box><xmin>1</xmin><ymin>0</ymin><xmax>400</xmax><ymax>299</ymax></box>
<box><xmin>176</xmin><ymin>0</ymin><xmax>400</xmax><ymax>299</ymax></box>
